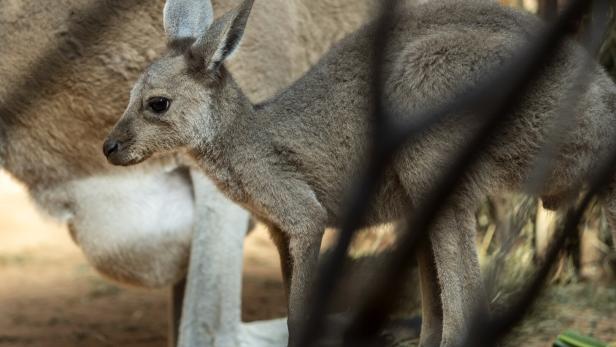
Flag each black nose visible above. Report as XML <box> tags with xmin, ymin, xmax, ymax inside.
<box><xmin>103</xmin><ymin>139</ymin><xmax>120</xmax><ymax>157</ymax></box>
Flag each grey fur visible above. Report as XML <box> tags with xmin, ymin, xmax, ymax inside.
<box><xmin>105</xmin><ymin>1</ymin><xmax>616</xmax><ymax>346</ymax></box>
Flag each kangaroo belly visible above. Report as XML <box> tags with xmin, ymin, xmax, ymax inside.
<box><xmin>59</xmin><ymin>166</ymin><xmax>195</xmax><ymax>288</ymax></box>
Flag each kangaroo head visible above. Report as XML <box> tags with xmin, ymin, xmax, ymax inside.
<box><xmin>104</xmin><ymin>0</ymin><xmax>254</xmax><ymax>166</ymax></box>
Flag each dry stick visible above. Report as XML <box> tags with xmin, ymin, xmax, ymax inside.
<box><xmin>301</xmin><ymin>0</ymin><xmax>593</xmax><ymax>345</ymax></box>
<box><xmin>482</xmin><ymin>196</ymin><xmax>536</xmax><ymax>299</ymax></box>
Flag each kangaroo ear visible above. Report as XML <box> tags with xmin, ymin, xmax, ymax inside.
<box><xmin>189</xmin><ymin>0</ymin><xmax>254</xmax><ymax>73</ymax></box>
<box><xmin>163</xmin><ymin>0</ymin><xmax>214</xmax><ymax>44</ymax></box>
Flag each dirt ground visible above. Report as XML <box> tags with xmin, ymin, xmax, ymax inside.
<box><xmin>1</xmin><ymin>171</ymin><xmax>615</xmax><ymax>347</ymax></box>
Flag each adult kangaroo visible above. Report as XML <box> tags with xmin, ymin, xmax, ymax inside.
<box><xmin>105</xmin><ymin>0</ymin><xmax>616</xmax><ymax>346</ymax></box>
<box><xmin>0</xmin><ymin>0</ymin><xmax>381</xmax><ymax>345</ymax></box>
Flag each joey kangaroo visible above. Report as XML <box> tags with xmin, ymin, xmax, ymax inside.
<box><xmin>104</xmin><ymin>0</ymin><xmax>616</xmax><ymax>346</ymax></box>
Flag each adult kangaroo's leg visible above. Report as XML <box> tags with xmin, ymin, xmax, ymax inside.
<box><xmin>430</xmin><ymin>204</ymin><xmax>486</xmax><ymax>347</ymax></box>
<box><xmin>416</xmin><ymin>241</ymin><xmax>443</xmax><ymax>347</ymax></box>
<box><xmin>178</xmin><ymin>170</ymin><xmax>250</xmax><ymax>347</ymax></box>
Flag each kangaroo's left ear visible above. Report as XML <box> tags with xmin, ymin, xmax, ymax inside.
<box><xmin>163</xmin><ymin>0</ymin><xmax>214</xmax><ymax>45</ymax></box>
<box><xmin>189</xmin><ymin>0</ymin><xmax>254</xmax><ymax>73</ymax></box>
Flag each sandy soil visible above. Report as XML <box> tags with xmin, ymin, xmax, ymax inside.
<box><xmin>1</xmin><ymin>170</ymin><xmax>615</xmax><ymax>347</ymax></box>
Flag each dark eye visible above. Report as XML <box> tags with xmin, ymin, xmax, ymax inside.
<box><xmin>147</xmin><ymin>97</ymin><xmax>171</xmax><ymax>114</ymax></box>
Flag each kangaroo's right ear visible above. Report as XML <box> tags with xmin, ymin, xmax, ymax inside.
<box><xmin>163</xmin><ymin>0</ymin><xmax>214</xmax><ymax>45</ymax></box>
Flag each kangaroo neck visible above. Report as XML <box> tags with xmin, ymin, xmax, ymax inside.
<box><xmin>191</xmin><ymin>73</ymin><xmax>258</xmax><ymax>181</ymax></box>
